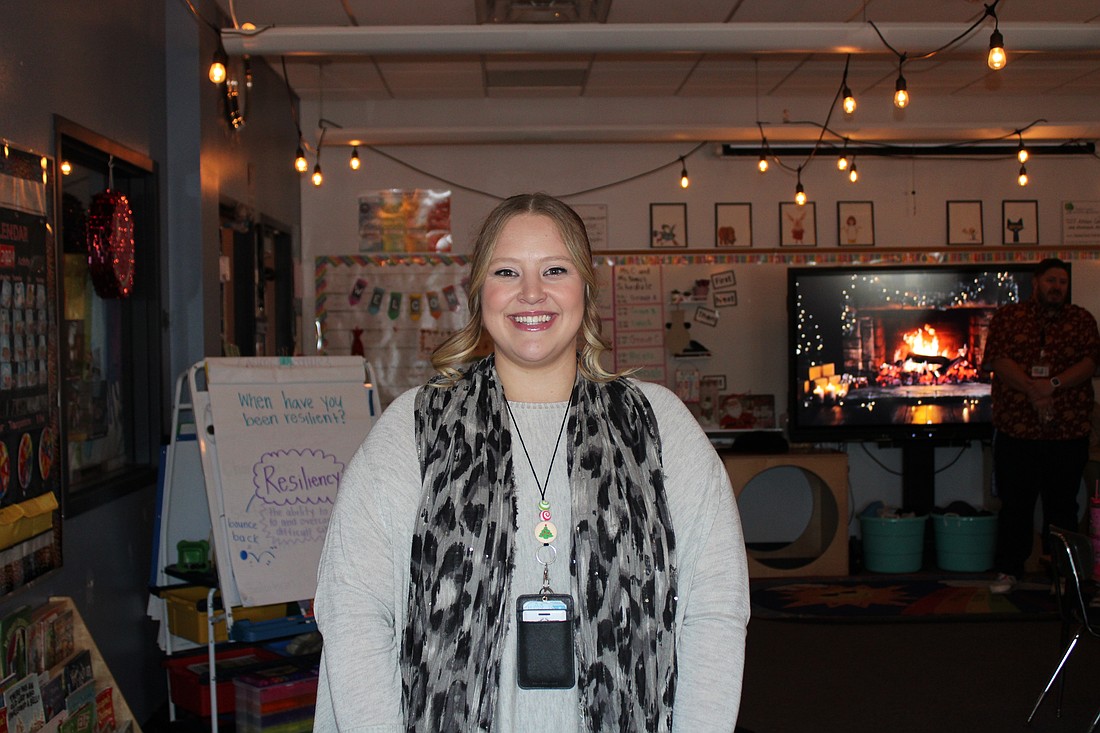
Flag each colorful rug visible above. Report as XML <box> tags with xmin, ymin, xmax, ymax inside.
<box><xmin>750</xmin><ymin>575</ymin><xmax>1060</xmax><ymax>622</ymax></box>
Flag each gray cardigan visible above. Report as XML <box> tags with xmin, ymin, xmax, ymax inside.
<box><xmin>313</xmin><ymin>379</ymin><xmax>749</xmax><ymax>732</ymax></box>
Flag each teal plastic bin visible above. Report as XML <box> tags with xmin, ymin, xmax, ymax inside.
<box><xmin>860</xmin><ymin>514</ymin><xmax>928</xmax><ymax>573</ymax></box>
<box><xmin>933</xmin><ymin>513</ymin><xmax>997</xmax><ymax>572</ymax></box>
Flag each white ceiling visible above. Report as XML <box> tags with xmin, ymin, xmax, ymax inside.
<box><xmin>213</xmin><ymin>0</ymin><xmax>1100</xmax><ymax>146</ymax></box>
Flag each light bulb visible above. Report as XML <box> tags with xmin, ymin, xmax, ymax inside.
<box><xmin>1017</xmin><ymin>164</ymin><xmax>1028</xmax><ymax>186</ymax></box>
<box><xmin>848</xmin><ymin>163</ymin><xmax>859</xmax><ymax>183</ymax></box>
<box><xmin>795</xmin><ymin>183</ymin><xmax>806</xmax><ymax>206</ymax></box>
<box><xmin>679</xmin><ymin>158</ymin><xmax>689</xmax><ymax>188</ymax></box>
<box><xmin>894</xmin><ymin>74</ymin><xmax>909</xmax><ymax>109</ymax></box>
<box><xmin>350</xmin><ymin>147</ymin><xmax>361</xmax><ymax>171</ymax></box>
<box><xmin>209</xmin><ymin>43</ymin><xmax>228</xmax><ymax>85</ymax></box>
<box><xmin>60</xmin><ymin>160</ymin><xmax>72</xmax><ymax>175</ymax></box>
<box><xmin>837</xmin><ymin>154</ymin><xmax>849</xmax><ymax>171</ymax></box>
<box><xmin>294</xmin><ymin>147</ymin><xmax>308</xmax><ymax>173</ymax></box>
<box><xmin>842</xmin><ymin>86</ymin><xmax>856</xmax><ymax>115</ymax></box>
<box><xmin>1017</xmin><ymin>142</ymin><xmax>1029</xmax><ymax>164</ymax></box>
<box><xmin>312</xmin><ymin>163</ymin><xmax>324</xmax><ymax>187</ymax></box>
<box><xmin>758</xmin><ymin>155</ymin><xmax>768</xmax><ymax>173</ymax></box>
<box><xmin>988</xmin><ymin>29</ymin><xmax>1006</xmax><ymax>70</ymax></box>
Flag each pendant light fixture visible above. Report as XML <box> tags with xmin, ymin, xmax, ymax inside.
<box><xmin>842</xmin><ymin>85</ymin><xmax>856</xmax><ymax>115</ymax></box>
<box><xmin>794</xmin><ymin>167</ymin><xmax>806</xmax><ymax>205</ymax></box>
<box><xmin>893</xmin><ymin>58</ymin><xmax>910</xmax><ymax>109</ymax></box>
<box><xmin>208</xmin><ymin>38</ymin><xmax>228</xmax><ymax>85</ymax></box>
<box><xmin>987</xmin><ymin>8</ymin><xmax>1006</xmax><ymax>71</ymax></box>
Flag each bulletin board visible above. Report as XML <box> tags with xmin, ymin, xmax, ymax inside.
<box><xmin>190</xmin><ymin>357</ymin><xmax>375</xmax><ymax>608</ymax></box>
<box><xmin>0</xmin><ymin>139</ymin><xmax>62</xmax><ymax>596</ymax></box>
<box><xmin>315</xmin><ymin>255</ymin><xmax>471</xmax><ymax>408</ymax></box>
<box><xmin>596</xmin><ymin>253</ymin><xmax>787</xmax><ymax>433</ymax></box>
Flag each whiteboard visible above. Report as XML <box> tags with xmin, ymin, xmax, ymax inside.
<box><xmin>191</xmin><ymin>356</ymin><xmax>376</xmax><ymax>607</ymax></box>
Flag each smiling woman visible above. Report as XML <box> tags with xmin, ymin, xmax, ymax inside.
<box><xmin>313</xmin><ymin>193</ymin><xmax>750</xmax><ymax>733</ymax></box>
<box><xmin>480</xmin><ymin>213</ymin><xmax>586</xmax><ymax>401</ymax></box>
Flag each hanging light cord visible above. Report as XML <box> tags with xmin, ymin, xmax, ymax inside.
<box><xmin>365</xmin><ymin>141</ymin><xmax>710</xmax><ymax>201</ymax></box>
<box><xmin>869</xmin><ymin>0</ymin><xmax>1001</xmax><ymax>64</ymax></box>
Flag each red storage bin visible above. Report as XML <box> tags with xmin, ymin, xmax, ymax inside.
<box><xmin>165</xmin><ymin>646</ymin><xmax>281</xmax><ymax>717</ymax></box>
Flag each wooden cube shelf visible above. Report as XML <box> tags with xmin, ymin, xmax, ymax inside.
<box><xmin>723</xmin><ymin>452</ymin><xmax>849</xmax><ymax>578</ymax></box>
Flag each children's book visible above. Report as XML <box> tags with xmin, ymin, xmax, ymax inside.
<box><xmin>3</xmin><ymin>674</ymin><xmax>45</xmax><ymax>733</ymax></box>
<box><xmin>63</xmin><ymin>682</ymin><xmax>94</xmax><ymax>718</ymax></box>
<box><xmin>91</xmin><ymin>689</ymin><xmax>112</xmax><ymax>733</ymax></box>
<box><xmin>45</xmin><ymin>614</ymin><xmax>73</xmax><ymax>675</ymax></box>
<box><xmin>58</xmin><ymin>701</ymin><xmax>94</xmax><ymax>733</ymax></box>
<box><xmin>60</xmin><ymin>652</ymin><xmax>91</xmax><ymax>699</ymax></box>
<box><xmin>0</xmin><ymin>607</ymin><xmax>31</xmax><ymax>680</ymax></box>
<box><xmin>27</xmin><ymin>603</ymin><xmax>65</xmax><ymax>675</ymax></box>
<box><xmin>38</xmin><ymin>671</ymin><xmax>65</xmax><ymax>722</ymax></box>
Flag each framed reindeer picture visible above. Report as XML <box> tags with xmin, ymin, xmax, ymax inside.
<box><xmin>1002</xmin><ymin>200</ymin><xmax>1038</xmax><ymax>245</ymax></box>
<box><xmin>779</xmin><ymin>202</ymin><xmax>817</xmax><ymax>246</ymax></box>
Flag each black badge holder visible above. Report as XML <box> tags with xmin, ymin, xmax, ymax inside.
<box><xmin>515</xmin><ymin>593</ymin><xmax>576</xmax><ymax>689</ymax></box>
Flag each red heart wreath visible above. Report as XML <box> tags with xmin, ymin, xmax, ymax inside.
<box><xmin>86</xmin><ymin>189</ymin><xmax>134</xmax><ymax>299</ymax></box>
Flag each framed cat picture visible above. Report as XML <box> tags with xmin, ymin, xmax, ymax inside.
<box><xmin>1002</xmin><ymin>200</ymin><xmax>1038</xmax><ymax>245</ymax></box>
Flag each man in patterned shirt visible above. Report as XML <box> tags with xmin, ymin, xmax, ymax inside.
<box><xmin>983</xmin><ymin>258</ymin><xmax>1100</xmax><ymax>593</ymax></box>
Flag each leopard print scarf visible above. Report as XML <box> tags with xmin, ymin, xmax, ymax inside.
<box><xmin>403</xmin><ymin>356</ymin><xmax>678</xmax><ymax>731</ymax></box>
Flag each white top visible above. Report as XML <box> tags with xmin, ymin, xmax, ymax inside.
<box><xmin>312</xmin><ymin>379</ymin><xmax>750</xmax><ymax>732</ymax></box>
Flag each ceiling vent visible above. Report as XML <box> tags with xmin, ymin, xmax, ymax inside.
<box><xmin>476</xmin><ymin>0</ymin><xmax>612</xmax><ymax>24</ymax></box>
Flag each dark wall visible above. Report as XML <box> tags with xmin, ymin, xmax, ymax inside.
<box><xmin>1</xmin><ymin>0</ymin><xmax>302</xmax><ymax>724</ymax></box>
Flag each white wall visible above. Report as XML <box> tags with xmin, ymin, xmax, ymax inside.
<box><xmin>297</xmin><ymin>132</ymin><xmax>1100</xmax><ymax>540</ymax></box>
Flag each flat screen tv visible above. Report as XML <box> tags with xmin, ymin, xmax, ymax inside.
<box><xmin>787</xmin><ymin>263</ymin><xmax>1047</xmax><ymax>445</ymax></box>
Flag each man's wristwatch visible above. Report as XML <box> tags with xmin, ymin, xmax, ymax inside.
<box><xmin>1050</xmin><ymin>376</ymin><xmax>1062</xmax><ymax>389</ymax></box>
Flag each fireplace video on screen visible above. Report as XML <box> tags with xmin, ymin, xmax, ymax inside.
<box><xmin>787</xmin><ymin>264</ymin><xmax>1039</xmax><ymax>443</ymax></box>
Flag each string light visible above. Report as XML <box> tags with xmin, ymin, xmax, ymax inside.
<box><xmin>837</xmin><ymin>140</ymin><xmax>849</xmax><ymax>171</ymax></box>
<box><xmin>294</xmin><ymin>144</ymin><xmax>308</xmax><ymax>173</ymax></box>
<box><xmin>757</xmin><ymin>153</ymin><xmax>768</xmax><ymax>173</ymax></box>
<box><xmin>60</xmin><ymin>160</ymin><xmax>72</xmax><ymax>175</ymax></box>
<box><xmin>208</xmin><ymin>39</ymin><xmax>228</xmax><ymax>85</ymax></box>
<box><xmin>1017</xmin><ymin>163</ymin><xmax>1028</xmax><ymax>186</ymax></box>
<box><xmin>842</xmin><ymin>85</ymin><xmax>856</xmax><ymax>115</ymax></box>
<box><xmin>795</xmin><ymin>167</ymin><xmax>806</xmax><ymax>205</ymax></box>
<box><xmin>1017</xmin><ymin>135</ymin><xmax>1029</xmax><ymax>164</ymax></box>
<box><xmin>848</xmin><ymin>162</ymin><xmax>859</xmax><ymax>183</ymax></box>
<box><xmin>349</xmin><ymin>146</ymin><xmax>361</xmax><ymax>171</ymax></box>
<box><xmin>312</xmin><ymin>162</ymin><xmax>324</xmax><ymax>187</ymax></box>
<box><xmin>679</xmin><ymin>157</ymin><xmax>689</xmax><ymax>188</ymax></box>
<box><xmin>225</xmin><ymin>80</ymin><xmax>245</xmax><ymax>129</ymax></box>
<box><xmin>988</xmin><ymin>25</ymin><xmax>1006</xmax><ymax>70</ymax></box>
<box><xmin>893</xmin><ymin>59</ymin><xmax>910</xmax><ymax>109</ymax></box>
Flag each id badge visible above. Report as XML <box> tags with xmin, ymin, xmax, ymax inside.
<box><xmin>1031</xmin><ymin>364</ymin><xmax>1050</xmax><ymax>378</ymax></box>
<box><xmin>516</xmin><ymin>593</ymin><xmax>575</xmax><ymax>689</ymax></box>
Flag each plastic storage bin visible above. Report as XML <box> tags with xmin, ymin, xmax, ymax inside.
<box><xmin>234</xmin><ymin>663</ymin><xmax>319</xmax><ymax>733</ymax></box>
<box><xmin>164</xmin><ymin>646</ymin><xmax>281</xmax><ymax>717</ymax></box>
<box><xmin>163</xmin><ymin>586</ymin><xmax>289</xmax><ymax>644</ymax></box>
<box><xmin>860</xmin><ymin>514</ymin><xmax>928</xmax><ymax>573</ymax></box>
<box><xmin>933</xmin><ymin>513</ymin><xmax>997</xmax><ymax>571</ymax></box>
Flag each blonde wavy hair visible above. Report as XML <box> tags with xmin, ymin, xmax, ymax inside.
<box><xmin>431</xmin><ymin>193</ymin><xmax>620</xmax><ymax>384</ymax></box>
